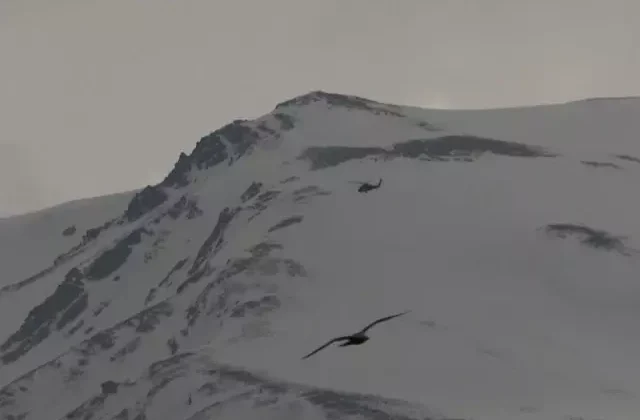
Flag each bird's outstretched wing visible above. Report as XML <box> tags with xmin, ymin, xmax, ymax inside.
<box><xmin>301</xmin><ymin>336</ymin><xmax>352</xmax><ymax>359</ymax></box>
<box><xmin>358</xmin><ymin>310</ymin><xmax>411</xmax><ymax>334</ymax></box>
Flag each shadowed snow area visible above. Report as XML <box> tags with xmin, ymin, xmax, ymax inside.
<box><xmin>2</xmin><ymin>91</ymin><xmax>640</xmax><ymax>420</ymax></box>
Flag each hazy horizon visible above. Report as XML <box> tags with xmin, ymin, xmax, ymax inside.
<box><xmin>2</xmin><ymin>0</ymin><xmax>639</xmax><ymax>216</ymax></box>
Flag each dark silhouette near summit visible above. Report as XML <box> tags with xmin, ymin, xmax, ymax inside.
<box><xmin>301</xmin><ymin>310</ymin><xmax>410</xmax><ymax>359</ymax></box>
<box><xmin>356</xmin><ymin>178</ymin><xmax>382</xmax><ymax>193</ymax></box>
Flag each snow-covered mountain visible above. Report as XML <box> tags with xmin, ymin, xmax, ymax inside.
<box><xmin>2</xmin><ymin>91</ymin><xmax>640</xmax><ymax>420</ymax></box>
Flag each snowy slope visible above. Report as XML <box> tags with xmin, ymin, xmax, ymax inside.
<box><xmin>2</xmin><ymin>91</ymin><xmax>640</xmax><ymax>420</ymax></box>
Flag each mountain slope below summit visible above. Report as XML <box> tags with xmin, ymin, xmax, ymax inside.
<box><xmin>0</xmin><ymin>351</ymin><xmax>442</xmax><ymax>420</ymax></box>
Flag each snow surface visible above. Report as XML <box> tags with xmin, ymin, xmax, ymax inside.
<box><xmin>1</xmin><ymin>91</ymin><xmax>640</xmax><ymax>420</ymax></box>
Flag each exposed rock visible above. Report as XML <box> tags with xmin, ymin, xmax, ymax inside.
<box><xmin>67</xmin><ymin>320</ymin><xmax>85</xmax><ymax>337</ymax></box>
<box><xmin>101</xmin><ymin>380</ymin><xmax>119</xmax><ymax>395</ymax></box>
<box><xmin>62</xmin><ymin>225</ymin><xmax>76</xmax><ymax>237</ymax></box>
<box><xmin>544</xmin><ymin>223</ymin><xmax>632</xmax><ymax>255</ymax></box>
<box><xmin>161</xmin><ymin>120</ymin><xmax>260</xmax><ymax>188</ymax></box>
<box><xmin>144</xmin><ymin>288</ymin><xmax>157</xmax><ymax>305</ymax></box>
<box><xmin>161</xmin><ymin>152</ymin><xmax>192</xmax><ymax>188</ymax></box>
<box><xmin>188</xmin><ymin>207</ymin><xmax>240</xmax><ymax>277</ymax></box>
<box><xmin>299</xmin><ymin>146</ymin><xmax>386</xmax><ymax>170</ymax></box>
<box><xmin>230</xmin><ymin>295</ymin><xmax>280</xmax><ymax>318</ymax></box>
<box><xmin>110</xmin><ymin>337</ymin><xmax>142</xmax><ymax>362</ymax></box>
<box><xmin>125</xmin><ymin>302</ymin><xmax>173</xmax><ymax>333</ymax></box>
<box><xmin>1</xmin><ymin>269</ymin><xmax>87</xmax><ymax>364</ymax></box>
<box><xmin>85</xmin><ymin>228</ymin><xmax>151</xmax><ymax>281</ymax></box>
<box><xmin>581</xmin><ymin>160</ymin><xmax>622</xmax><ymax>169</ymax></box>
<box><xmin>273</xmin><ymin>112</ymin><xmax>295</xmax><ymax>130</ymax></box>
<box><xmin>257</xmin><ymin>122</ymin><xmax>278</xmax><ymax>137</ymax></box>
<box><xmin>80</xmin><ymin>331</ymin><xmax>117</xmax><ymax>357</ymax></box>
<box><xmin>124</xmin><ymin>186</ymin><xmax>168</xmax><ymax>222</ymax></box>
<box><xmin>293</xmin><ymin>185</ymin><xmax>332</xmax><ymax>203</ymax></box>
<box><xmin>247</xmin><ymin>190</ymin><xmax>281</xmax><ymax>221</ymax></box>
<box><xmin>268</xmin><ymin>216</ymin><xmax>304</xmax><ymax>233</ymax></box>
<box><xmin>614</xmin><ymin>154</ymin><xmax>640</xmax><ymax>164</ymax></box>
<box><xmin>298</xmin><ymin>135</ymin><xmax>555</xmax><ymax>170</ymax></box>
<box><xmin>391</xmin><ymin>136</ymin><xmax>554</xmax><ymax>159</ymax></box>
<box><xmin>185</xmin><ymin>241</ymin><xmax>304</xmax><ymax>328</ymax></box>
<box><xmin>276</xmin><ymin>91</ymin><xmax>405</xmax><ymax>118</ymax></box>
<box><xmin>0</xmin><ymin>266</ymin><xmax>56</xmax><ymax>297</ymax></box>
<box><xmin>158</xmin><ymin>258</ymin><xmax>189</xmax><ymax>288</ymax></box>
<box><xmin>166</xmin><ymin>196</ymin><xmax>203</xmax><ymax>220</ymax></box>
<box><xmin>280</xmin><ymin>176</ymin><xmax>299</xmax><ymax>184</ymax></box>
<box><xmin>166</xmin><ymin>338</ymin><xmax>179</xmax><ymax>355</ymax></box>
<box><xmin>241</xmin><ymin>182</ymin><xmax>263</xmax><ymax>203</ymax></box>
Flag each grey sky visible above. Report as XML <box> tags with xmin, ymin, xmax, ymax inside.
<box><xmin>1</xmin><ymin>0</ymin><xmax>638</xmax><ymax>216</ymax></box>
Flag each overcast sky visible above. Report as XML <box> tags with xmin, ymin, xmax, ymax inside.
<box><xmin>1</xmin><ymin>0</ymin><xmax>638</xmax><ymax>216</ymax></box>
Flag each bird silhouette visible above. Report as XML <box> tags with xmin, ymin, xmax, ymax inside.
<box><xmin>301</xmin><ymin>310</ymin><xmax>410</xmax><ymax>359</ymax></box>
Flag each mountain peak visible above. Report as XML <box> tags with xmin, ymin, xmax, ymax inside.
<box><xmin>275</xmin><ymin>90</ymin><xmax>398</xmax><ymax>112</ymax></box>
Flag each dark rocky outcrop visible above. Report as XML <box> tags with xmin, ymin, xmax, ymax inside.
<box><xmin>614</xmin><ymin>154</ymin><xmax>640</xmax><ymax>164</ymax></box>
<box><xmin>273</xmin><ymin>112</ymin><xmax>295</xmax><ymax>131</ymax></box>
<box><xmin>1</xmin><ymin>269</ymin><xmax>87</xmax><ymax>364</ymax></box>
<box><xmin>161</xmin><ymin>120</ymin><xmax>260</xmax><ymax>188</ymax></box>
<box><xmin>544</xmin><ymin>223</ymin><xmax>632</xmax><ymax>255</ymax></box>
<box><xmin>110</xmin><ymin>337</ymin><xmax>142</xmax><ymax>362</ymax></box>
<box><xmin>158</xmin><ymin>258</ymin><xmax>189</xmax><ymax>288</ymax></box>
<box><xmin>241</xmin><ymin>182</ymin><xmax>263</xmax><ymax>203</ymax></box>
<box><xmin>84</xmin><ymin>228</ymin><xmax>151</xmax><ymax>281</ymax></box>
<box><xmin>581</xmin><ymin>160</ymin><xmax>622</xmax><ymax>169</ymax></box>
<box><xmin>247</xmin><ymin>190</ymin><xmax>282</xmax><ymax>221</ymax></box>
<box><xmin>82</xmin><ymin>219</ymin><xmax>117</xmax><ymax>243</ymax></box>
<box><xmin>185</xmin><ymin>242</ymin><xmax>305</xmax><ymax>328</ymax></box>
<box><xmin>268</xmin><ymin>216</ymin><xmax>304</xmax><ymax>233</ymax></box>
<box><xmin>299</xmin><ymin>135</ymin><xmax>555</xmax><ymax>170</ymax></box>
<box><xmin>299</xmin><ymin>146</ymin><xmax>386</xmax><ymax>170</ymax></box>
<box><xmin>188</xmin><ymin>207</ymin><xmax>240</xmax><ymax>276</ymax></box>
<box><xmin>230</xmin><ymin>295</ymin><xmax>280</xmax><ymax>318</ymax></box>
<box><xmin>293</xmin><ymin>185</ymin><xmax>332</xmax><ymax>203</ymax></box>
<box><xmin>100</xmin><ymin>380</ymin><xmax>119</xmax><ymax>395</ymax></box>
<box><xmin>280</xmin><ymin>176</ymin><xmax>299</xmax><ymax>184</ymax></box>
<box><xmin>62</xmin><ymin>225</ymin><xmax>77</xmax><ymax>237</ymax></box>
<box><xmin>144</xmin><ymin>288</ymin><xmax>157</xmax><ymax>306</ymax></box>
<box><xmin>177</xmin><ymin>207</ymin><xmax>240</xmax><ymax>294</ymax></box>
<box><xmin>167</xmin><ymin>338</ymin><xmax>179</xmax><ymax>355</ymax></box>
<box><xmin>161</xmin><ymin>152</ymin><xmax>192</xmax><ymax>188</ymax></box>
<box><xmin>392</xmin><ymin>135</ymin><xmax>553</xmax><ymax>159</ymax></box>
<box><xmin>167</xmin><ymin>196</ymin><xmax>203</xmax><ymax>220</ymax></box>
<box><xmin>276</xmin><ymin>91</ymin><xmax>405</xmax><ymax>118</ymax></box>
<box><xmin>0</xmin><ymin>266</ymin><xmax>57</xmax><ymax>297</ymax></box>
<box><xmin>124</xmin><ymin>186</ymin><xmax>168</xmax><ymax>222</ymax></box>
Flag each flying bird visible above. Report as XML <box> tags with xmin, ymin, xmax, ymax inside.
<box><xmin>301</xmin><ymin>310</ymin><xmax>410</xmax><ymax>360</ymax></box>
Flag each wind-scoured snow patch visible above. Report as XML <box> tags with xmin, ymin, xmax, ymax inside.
<box><xmin>614</xmin><ymin>154</ymin><xmax>640</xmax><ymax>164</ymax></box>
<box><xmin>543</xmin><ymin>223</ymin><xmax>635</xmax><ymax>255</ymax></box>
<box><xmin>581</xmin><ymin>160</ymin><xmax>623</xmax><ymax>170</ymax></box>
<box><xmin>299</xmin><ymin>135</ymin><xmax>554</xmax><ymax>170</ymax></box>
